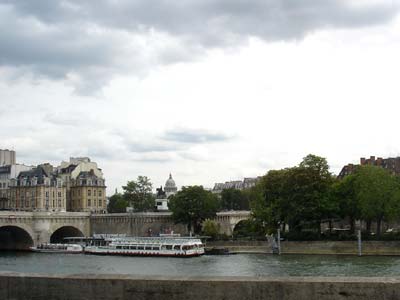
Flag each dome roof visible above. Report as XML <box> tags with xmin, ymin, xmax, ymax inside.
<box><xmin>165</xmin><ymin>173</ymin><xmax>176</xmax><ymax>188</ymax></box>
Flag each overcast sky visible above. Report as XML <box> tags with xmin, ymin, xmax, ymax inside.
<box><xmin>1</xmin><ymin>0</ymin><xmax>400</xmax><ymax>194</ymax></box>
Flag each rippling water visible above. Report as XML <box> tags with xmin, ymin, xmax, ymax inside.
<box><xmin>1</xmin><ymin>252</ymin><xmax>400</xmax><ymax>277</ymax></box>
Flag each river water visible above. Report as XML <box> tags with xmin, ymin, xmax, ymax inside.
<box><xmin>1</xmin><ymin>252</ymin><xmax>400</xmax><ymax>277</ymax></box>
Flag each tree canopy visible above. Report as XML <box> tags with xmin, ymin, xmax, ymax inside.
<box><xmin>249</xmin><ymin>154</ymin><xmax>400</xmax><ymax>239</ymax></box>
<box><xmin>107</xmin><ymin>192</ymin><xmax>128</xmax><ymax>213</ymax></box>
<box><xmin>252</xmin><ymin>154</ymin><xmax>335</xmax><ymax>233</ymax></box>
<box><xmin>122</xmin><ymin>176</ymin><xmax>155</xmax><ymax>211</ymax></box>
<box><xmin>220</xmin><ymin>188</ymin><xmax>249</xmax><ymax>211</ymax></box>
<box><xmin>354</xmin><ymin>165</ymin><xmax>400</xmax><ymax>236</ymax></box>
<box><xmin>168</xmin><ymin>185</ymin><xmax>219</xmax><ymax>234</ymax></box>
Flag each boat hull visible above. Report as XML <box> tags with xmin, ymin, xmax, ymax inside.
<box><xmin>30</xmin><ymin>243</ymin><xmax>84</xmax><ymax>254</ymax></box>
<box><xmin>84</xmin><ymin>248</ymin><xmax>204</xmax><ymax>257</ymax></box>
<box><xmin>30</xmin><ymin>248</ymin><xmax>83</xmax><ymax>254</ymax></box>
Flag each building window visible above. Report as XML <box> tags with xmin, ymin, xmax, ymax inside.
<box><xmin>98</xmin><ymin>199</ymin><xmax>102</xmax><ymax>207</ymax></box>
<box><xmin>94</xmin><ymin>190</ymin><xmax>96</xmax><ymax>196</ymax></box>
<box><xmin>88</xmin><ymin>190</ymin><xmax>91</xmax><ymax>196</ymax></box>
<box><xmin>58</xmin><ymin>192</ymin><xmax>61</xmax><ymax>198</ymax></box>
<box><xmin>99</xmin><ymin>191</ymin><xmax>102</xmax><ymax>197</ymax></box>
<box><xmin>88</xmin><ymin>199</ymin><xmax>91</xmax><ymax>206</ymax></box>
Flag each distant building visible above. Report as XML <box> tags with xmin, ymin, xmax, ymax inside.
<box><xmin>338</xmin><ymin>156</ymin><xmax>400</xmax><ymax>179</ymax></box>
<box><xmin>70</xmin><ymin>169</ymin><xmax>106</xmax><ymax>213</ymax></box>
<box><xmin>155</xmin><ymin>174</ymin><xmax>178</xmax><ymax>211</ymax></box>
<box><xmin>9</xmin><ymin>165</ymin><xmax>67</xmax><ymax>212</ymax></box>
<box><xmin>0</xmin><ymin>149</ymin><xmax>16</xmax><ymax>166</ymax></box>
<box><xmin>3</xmin><ymin>155</ymin><xmax>107</xmax><ymax>213</ymax></box>
<box><xmin>212</xmin><ymin>177</ymin><xmax>261</xmax><ymax>194</ymax></box>
<box><xmin>0</xmin><ymin>149</ymin><xmax>34</xmax><ymax>209</ymax></box>
<box><xmin>164</xmin><ymin>173</ymin><xmax>178</xmax><ymax>198</ymax></box>
<box><xmin>56</xmin><ymin>157</ymin><xmax>106</xmax><ymax>213</ymax></box>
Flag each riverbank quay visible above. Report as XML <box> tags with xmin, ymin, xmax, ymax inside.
<box><xmin>206</xmin><ymin>240</ymin><xmax>400</xmax><ymax>255</ymax></box>
<box><xmin>1</xmin><ymin>272</ymin><xmax>400</xmax><ymax>300</ymax></box>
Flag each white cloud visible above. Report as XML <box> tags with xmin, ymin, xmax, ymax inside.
<box><xmin>1</xmin><ymin>2</ymin><xmax>400</xmax><ymax>193</ymax></box>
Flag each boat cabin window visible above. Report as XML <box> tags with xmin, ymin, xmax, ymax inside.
<box><xmin>174</xmin><ymin>245</ymin><xmax>180</xmax><ymax>250</ymax></box>
<box><xmin>123</xmin><ymin>245</ymin><xmax>129</xmax><ymax>249</ymax></box>
<box><xmin>137</xmin><ymin>246</ymin><xmax>144</xmax><ymax>250</ymax></box>
<box><xmin>152</xmin><ymin>246</ymin><xmax>160</xmax><ymax>250</ymax></box>
<box><xmin>116</xmin><ymin>246</ymin><xmax>122</xmax><ymax>249</ymax></box>
<box><xmin>145</xmin><ymin>246</ymin><xmax>152</xmax><ymax>250</ymax></box>
<box><xmin>165</xmin><ymin>245</ymin><xmax>173</xmax><ymax>250</ymax></box>
<box><xmin>129</xmin><ymin>245</ymin><xmax>137</xmax><ymax>250</ymax></box>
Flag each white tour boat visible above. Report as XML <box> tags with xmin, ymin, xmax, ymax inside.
<box><xmin>84</xmin><ymin>237</ymin><xmax>205</xmax><ymax>257</ymax></box>
<box><xmin>30</xmin><ymin>243</ymin><xmax>84</xmax><ymax>254</ymax></box>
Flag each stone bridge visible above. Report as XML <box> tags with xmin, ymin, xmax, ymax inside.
<box><xmin>90</xmin><ymin>210</ymin><xmax>250</xmax><ymax>237</ymax></box>
<box><xmin>0</xmin><ymin>210</ymin><xmax>251</xmax><ymax>250</ymax></box>
<box><xmin>0</xmin><ymin>212</ymin><xmax>90</xmax><ymax>250</ymax></box>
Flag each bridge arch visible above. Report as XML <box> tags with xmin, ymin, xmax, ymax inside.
<box><xmin>0</xmin><ymin>225</ymin><xmax>34</xmax><ymax>250</ymax></box>
<box><xmin>214</xmin><ymin>211</ymin><xmax>251</xmax><ymax>236</ymax></box>
<box><xmin>232</xmin><ymin>220</ymin><xmax>251</xmax><ymax>237</ymax></box>
<box><xmin>50</xmin><ymin>226</ymin><xmax>84</xmax><ymax>243</ymax></box>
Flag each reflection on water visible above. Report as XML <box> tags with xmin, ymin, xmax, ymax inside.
<box><xmin>1</xmin><ymin>251</ymin><xmax>400</xmax><ymax>277</ymax></box>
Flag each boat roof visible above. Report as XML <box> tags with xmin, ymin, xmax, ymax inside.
<box><xmin>108</xmin><ymin>237</ymin><xmax>203</xmax><ymax>245</ymax></box>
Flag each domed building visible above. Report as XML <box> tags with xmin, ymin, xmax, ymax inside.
<box><xmin>155</xmin><ymin>173</ymin><xmax>178</xmax><ymax>211</ymax></box>
<box><xmin>164</xmin><ymin>173</ymin><xmax>178</xmax><ymax>197</ymax></box>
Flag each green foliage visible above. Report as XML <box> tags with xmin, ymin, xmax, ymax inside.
<box><xmin>232</xmin><ymin>219</ymin><xmax>266</xmax><ymax>239</ymax></box>
<box><xmin>220</xmin><ymin>188</ymin><xmax>249</xmax><ymax>210</ymax></box>
<box><xmin>168</xmin><ymin>186</ymin><xmax>218</xmax><ymax>234</ymax></box>
<box><xmin>252</xmin><ymin>154</ymin><xmax>335</xmax><ymax>233</ymax></box>
<box><xmin>202</xmin><ymin>219</ymin><xmax>220</xmax><ymax>239</ymax></box>
<box><xmin>282</xmin><ymin>230</ymin><xmax>322</xmax><ymax>241</ymax></box>
<box><xmin>107</xmin><ymin>193</ymin><xmax>128</xmax><ymax>213</ymax></box>
<box><xmin>330</xmin><ymin>174</ymin><xmax>359</xmax><ymax>233</ymax></box>
<box><xmin>122</xmin><ymin>176</ymin><xmax>155</xmax><ymax>211</ymax></box>
<box><xmin>354</xmin><ymin>165</ymin><xmax>400</xmax><ymax>236</ymax></box>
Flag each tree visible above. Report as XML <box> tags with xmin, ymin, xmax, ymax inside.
<box><xmin>286</xmin><ymin>155</ymin><xmax>335</xmax><ymax>232</ymax></box>
<box><xmin>253</xmin><ymin>154</ymin><xmax>335</xmax><ymax>234</ymax></box>
<box><xmin>220</xmin><ymin>188</ymin><xmax>249</xmax><ymax>210</ymax></box>
<box><xmin>169</xmin><ymin>186</ymin><xmax>219</xmax><ymax>234</ymax></box>
<box><xmin>107</xmin><ymin>193</ymin><xmax>128</xmax><ymax>213</ymax></box>
<box><xmin>202</xmin><ymin>219</ymin><xmax>220</xmax><ymax>239</ymax></box>
<box><xmin>251</xmin><ymin>168</ymin><xmax>291</xmax><ymax>233</ymax></box>
<box><xmin>354</xmin><ymin>165</ymin><xmax>400</xmax><ymax>236</ymax></box>
<box><xmin>330</xmin><ymin>175</ymin><xmax>359</xmax><ymax>233</ymax></box>
<box><xmin>122</xmin><ymin>176</ymin><xmax>155</xmax><ymax>211</ymax></box>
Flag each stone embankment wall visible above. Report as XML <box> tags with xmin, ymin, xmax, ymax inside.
<box><xmin>1</xmin><ymin>272</ymin><xmax>400</xmax><ymax>300</ymax></box>
<box><xmin>281</xmin><ymin>241</ymin><xmax>400</xmax><ymax>255</ymax></box>
<box><xmin>90</xmin><ymin>213</ymin><xmax>187</xmax><ymax>236</ymax></box>
<box><xmin>207</xmin><ymin>240</ymin><xmax>400</xmax><ymax>255</ymax></box>
<box><xmin>206</xmin><ymin>240</ymin><xmax>270</xmax><ymax>253</ymax></box>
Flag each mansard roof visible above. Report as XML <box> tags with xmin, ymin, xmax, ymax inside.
<box><xmin>76</xmin><ymin>169</ymin><xmax>101</xmax><ymax>179</ymax></box>
<box><xmin>18</xmin><ymin>167</ymin><xmax>48</xmax><ymax>179</ymax></box>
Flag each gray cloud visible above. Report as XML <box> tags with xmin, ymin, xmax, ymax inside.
<box><xmin>126</xmin><ymin>142</ymin><xmax>178</xmax><ymax>153</ymax></box>
<box><xmin>162</xmin><ymin>128</ymin><xmax>233</xmax><ymax>144</ymax></box>
<box><xmin>0</xmin><ymin>0</ymin><xmax>398</xmax><ymax>93</ymax></box>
